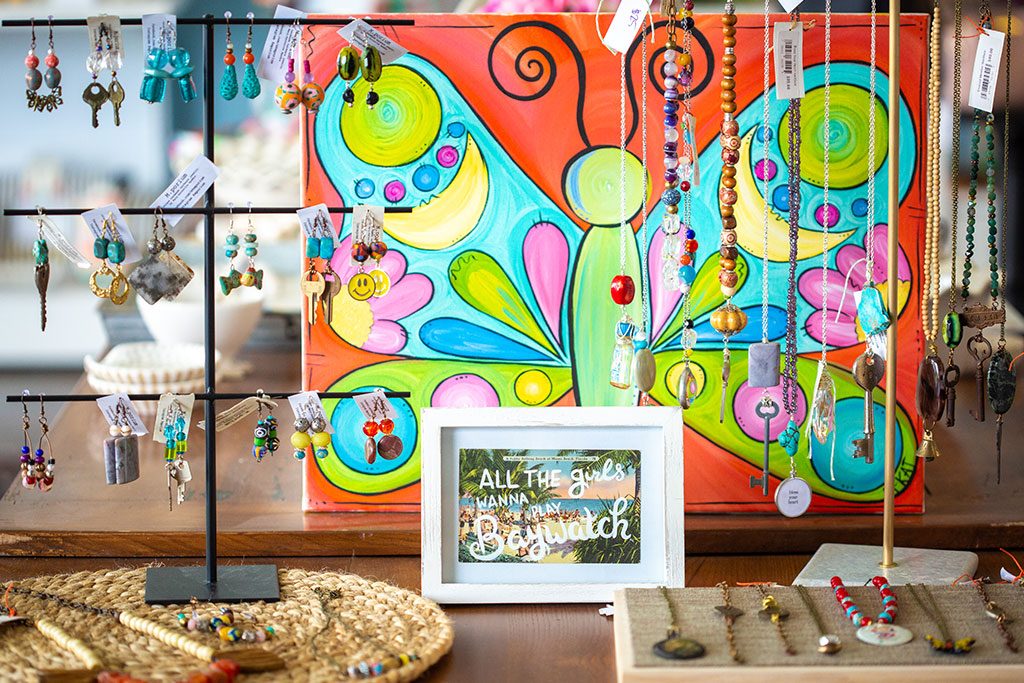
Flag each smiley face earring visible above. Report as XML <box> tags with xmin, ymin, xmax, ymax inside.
<box><xmin>347</xmin><ymin>212</ymin><xmax>376</xmax><ymax>302</ymax></box>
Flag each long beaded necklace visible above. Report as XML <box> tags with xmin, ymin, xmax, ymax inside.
<box><xmin>944</xmin><ymin>0</ymin><xmax>965</xmax><ymax>425</ymax></box>
<box><xmin>634</xmin><ymin>28</ymin><xmax>656</xmax><ymax>403</ymax></box>
<box><xmin>915</xmin><ymin>0</ymin><xmax>946</xmax><ymax>463</ymax></box>
<box><xmin>710</xmin><ymin>0</ymin><xmax>748</xmax><ymax>423</ymax></box>
<box><xmin>830</xmin><ymin>576</ymin><xmax>914</xmax><ymax>647</ymax></box>
<box><xmin>749</xmin><ymin>0</ymin><xmax>781</xmax><ymax>498</ymax></box>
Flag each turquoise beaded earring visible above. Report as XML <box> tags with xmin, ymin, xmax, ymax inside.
<box><xmin>220</xmin><ymin>12</ymin><xmax>238</xmax><ymax>100</ymax></box>
<box><xmin>241</xmin><ymin>13</ymin><xmax>261</xmax><ymax>99</ymax></box>
<box><xmin>220</xmin><ymin>203</ymin><xmax>263</xmax><ymax>295</ymax></box>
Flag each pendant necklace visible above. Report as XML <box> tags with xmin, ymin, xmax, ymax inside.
<box><xmin>915</xmin><ymin>0</ymin><xmax>946</xmax><ymax>463</ymax></box>
<box><xmin>959</xmin><ymin>5</ymin><xmax>1003</xmax><ymax>425</ymax></box>
<box><xmin>805</xmin><ymin>1</ymin><xmax>837</xmax><ymax>476</ymax></box>
<box><xmin>794</xmin><ymin>584</ymin><xmax>842</xmax><ymax>654</ymax></box>
<box><xmin>610</xmin><ymin>50</ymin><xmax>638</xmax><ymax>391</ymax></box>
<box><xmin>986</xmin><ymin>0</ymin><xmax>1016</xmax><ymax>482</ymax></box>
<box><xmin>831</xmin><ymin>576</ymin><xmax>914</xmax><ymax>647</ymax></box>
<box><xmin>711</xmin><ymin>0</ymin><xmax>748</xmax><ymax>423</ymax></box>
<box><xmin>904</xmin><ymin>583</ymin><xmax>976</xmax><ymax>654</ymax></box>
<box><xmin>755</xmin><ymin>584</ymin><xmax>796</xmax><ymax>655</ymax></box>
<box><xmin>659</xmin><ymin>2</ymin><xmax>700</xmax><ymax>408</ymax></box>
<box><xmin>851</xmin><ymin>1</ymin><xmax>886</xmax><ymax>465</ymax></box>
<box><xmin>713</xmin><ymin>582</ymin><xmax>744</xmax><ymax>663</ymax></box>
<box><xmin>971</xmin><ymin>579</ymin><xmax>1019</xmax><ymax>652</ymax></box>
<box><xmin>633</xmin><ymin>26</ymin><xmax>656</xmax><ymax>403</ymax></box>
<box><xmin>776</xmin><ymin>5</ymin><xmax>809</xmax><ymax>518</ymax></box>
<box><xmin>651</xmin><ymin>585</ymin><xmax>706</xmax><ymax>660</ymax></box>
<box><xmin>749</xmin><ymin>0</ymin><xmax>781</xmax><ymax>498</ymax></box>
<box><xmin>943</xmin><ymin>0</ymin><xmax>965</xmax><ymax>426</ymax></box>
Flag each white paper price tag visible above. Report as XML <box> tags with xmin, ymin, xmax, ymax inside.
<box><xmin>601</xmin><ymin>0</ymin><xmax>651</xmax><ymax>54</ymax></box>
<box><xmin>96</xmin><ymin>393</ymin><xmax>148</xmax><ymax>436</ymax></box>
<box><xmin>149</xmin><ymin>155</ymin><xmax>220</xmax><ymax>227</ymax></box>
<box><xmin>196</xmin><ymin>396</ymin><xmax>278</xmax><ymax>432</ymax></box>
<box><xmin>352</xmin><ymin>389</ymin><xmax>398</xmax><ymax>421</ymax></box>
<box><xmin>297</xmin><ymin>203</ymin><xmax>332</xmax><ymax>240</ymax></box>
<box><xmin>81</xmin><ymin>204</ymin><xmax>141</xmax><ymax>264</ymax></box>
<box><xmin>337</xmin><ymin>19</ymin><xmax>408</xmax><ymax>64</ymax></box>
<box><xmin>153</xmin><ymin>393</ymin><xmax>195</xmax><ymax>443</ymax></box>
<box><xmin>257</xmin><ymin>5</ymin><xmax>306</xmax><ymax>82</ymax></box>
<box><xmin>778</xmin><ymin>0</ymin><xmax>805</xmax><ymax>12</ymax></box>
<box><xmin>773</xmin><ymin>22</ymin><xmax>805</xmax><ymax>100</ymax></box>
<box><xmin>351</xmin><ymin>205</ymin><xmax>384</xmax><ymax>233</ymax></box>
<box><xmin>30</xmin><ymin>215</ymin><xmax>90</xmax><ymax>268</ymax></box>
<box><xmin>86</xmin><ymin>15</ymin><xmax>124</xmax><ymax>70</ymax></box>
<box><xmin>288</xmin><ymin>391</ymin><xmax>333</xmax><ymax>434</ymax></box>
<box><xmin>969</xmin><ymin>28</ymin><xmax>1005</xmax><ymax>113</ymax></box>
<box><xmin>142</xmin><ymin>13</ymin><xmax>176</xmax><ymax>55</ymax></box>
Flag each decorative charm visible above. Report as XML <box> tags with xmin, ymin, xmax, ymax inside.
<box><xmin>275</xmin><ymin>58</ymin><xmax>302</xmax><ymax>114</ymax></box>
<box><xmin>943</xmin><ymin>0</ymin><xmax>965</xmax><ymax>427</ymax></box>
<box><xmin>162</xmin><ymin>402</ymin><xmax>191</xmax><ymax>511</ymax></box>
<box><xmin>220</xmin><ymin>204</ymin><xmax>264</xmax><ymax>296</ymax></box>
<box><xmin>83</xmin><ymin>22</ymin><xmax>113</xmax><ymax>127</ymax></box>
<box><xmin>299</xmin><ymin>27</ymin><xmax>325</xmax><ymax>112</ymax></box>
<box><xmin>130</xmin><ymin>210</ymin><xmax>194</xmax><ymax>305</ymax></box>
<box><xmin>904</xmin><ymin>583</ymin><xmax>974</xmax><ymax>655</ymax></box>
<box><xmin>914</xmin><ymin>354</ymin><xmax>945</xmax><ymax>461</ymax></box>
<box><xmin>310</xmin><ymin>415</ymin><xmax>330</xmax><ymax>459</ymax></box>
<box><xmin>714</xmin><ymin>582</ymin><xmax>743</xmax><ymax>663</ymax></box>
<box><xmin>831</xmin><ymin>576</ymin><xmax>914</xmax><ymax>647</ymax></box>
<box><xmin>220</xmin><ymin>12</ymin><xmax>238</xmax><ymax>100</ymax></box>
<box><xmin>755</xmin><ymin>585</ymin><xmax>796</xmax><ymax>656</ymax></box>
<box><xmin>33</xmin><ymin>210</ymin><xmax>49</xmax><ymax>331</ymax></box>
<box><xmin>251</xmin><ymin>391</ymin><xmax>280</xmax><ymax>462</ymax></box>
<box><xmin>25</xmin><ymin>17</ymin><xmax>62</xmax><ymax>112</ymax></box>
<box><xmin>241</xmin><ymin>13</ymin><xmax>261</xmax><ymax>99</ymax></box>
<box><xmin>651</xmin><ymin>584</ymin><xmax>705</xmax><ymax>661</ymax></box>
<box><xmin>89</xmin><ymin>217</ymin><xmax>130</xmax><ymax>305</ymax></box>
<box><xmin>291</xmin><ymin>417</ymin><xmax>312</xmax><ymax>461</ymax></box>
<box><xmin>104</xmin><ymin>401</ymin><xmax>140</xmax><ymax>485</ymax></box>
<box><xmin>972</xmin><ymin>579</ymin><xmax>1018</xmax><ymax>653</ymax></box>
<box><xmin>794</xmin><ymin>584</ymin><xmax>842</xmax><ymax>655</ymax></box>
<box><xmin>852</xmin><ymin>351</ymin><xmax>884</xmax><ymax>463</ymax></box>
<box><xmin>987</xmin><ymin>348</ymin><xmax>1016</xmax><ymax>483</ymax></box>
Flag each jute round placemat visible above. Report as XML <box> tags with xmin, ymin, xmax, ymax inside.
<box><xmin>0</xmin><ymin>567</ymin><xmax>453</xmax><ymax>682</ymax></box>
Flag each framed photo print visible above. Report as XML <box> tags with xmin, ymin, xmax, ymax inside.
<box><xmin>421</xmin><ymin>407</ymin><xmax>684</xmax><ymax>603</ymax></box>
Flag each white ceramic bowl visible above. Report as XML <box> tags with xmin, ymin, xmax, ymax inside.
<box><xmin>137</xmin><ymin>282</ymin><xmax>264</xmax><ymax>361</ymax></box>
<box><xmin>84</xmin><ymin>342</ymin><xmax>214</xmax><ymax>384</ymax></box>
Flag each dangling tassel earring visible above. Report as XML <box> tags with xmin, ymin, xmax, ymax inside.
<box><xmin>220</xmin><ymin>11</ymin><xmax>238</xmax><ymax>100</ymax></box>
<box><xmin>241</xmin><ymin>12</ymin><xmax>261</xmax><ymax>99</ymax></box>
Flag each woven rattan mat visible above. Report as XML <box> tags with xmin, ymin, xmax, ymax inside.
<box><xmin>0</xmin><ymin>567</ymin><xmax>453</xmax><ymax>682</ymax></box>
<box><xmin>624</xmin><ymin>585</ymin><xmax>1024</xmax><ymax>667</ymax></box>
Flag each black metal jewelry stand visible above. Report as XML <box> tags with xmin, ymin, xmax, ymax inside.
<box><xmin>2</xmin><ymin>14</ymin><xmax>415</xmax><ymax>604</ymax></box>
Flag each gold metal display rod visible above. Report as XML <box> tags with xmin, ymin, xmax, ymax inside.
<box><xmin>882</xmin><ymin>0</ymin><xmax>901</xmax><ymax>569</ymax></box>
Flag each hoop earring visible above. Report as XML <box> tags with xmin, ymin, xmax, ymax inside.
<box><xmin>220</xmin><ymin>11</ymin><xmax>238</xmax><ymax>100</ymax></box>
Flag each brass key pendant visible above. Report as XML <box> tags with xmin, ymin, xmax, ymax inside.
<box><xmin>301</xmin><ymin>269</ymin><xmax>325</xmax><ymax>326</ymax></box>
<box><xmin>107</xmin><ymin>74</ymin><xmax>125</xmax><ymax>127</ymax></box>
<box><xmin>82</xmin><ymin>80</ymin><xmax>108</xmax><ymax>128</ymax></box>
<box><xmin>967</xmin><ymin>333</ymin><xmax>992</xmax><ymax>422</ymax></box>
<box><xmin>321</xmin><ymin>268</ymin><xmax>342</xmax><ymax>326</ymax></box>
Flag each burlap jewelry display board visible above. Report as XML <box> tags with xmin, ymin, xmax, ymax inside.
<box><xmin>615</xmin><ymin>585</ymin><xmax>1024</xmax><ymax>682</ymax></box>
<box><xmin>0</xmin><ymin>567</ymin><xmax>453</xmax><ymax>682</ymax></box>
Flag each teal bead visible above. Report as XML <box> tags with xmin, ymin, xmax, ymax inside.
<box><xmin>318</xmin><ymin>239</ymin><xmax>334</xmax><ymax>260</ymax></box>
<box><xmin>220</xmin><ymin>64</ymin><xmax>238</xmax><ymax>100</ymax></box>
<box><xmin>177</xmin><ymin>75</ymin><xmax>197</xmax><ymax>103</ymax></box>
<box><xmin>243</xmin><ymin>233</ymin><xmax>257</xmax><ymax>243</ymax></box>
<box><xmin>244</xmin><ymin>247</ymin><xmax>257</xmax><ymax>257</ymax></box>
<box><xmin>33</xmin><ymin>239</ymin><xmax>48</xmax><ymax>265</ymax></box>
<box><xmin>226</xmin><ymin>233</ymin><xmax>239</xmax><ymax>245</ymax></box>
<box><xmin>140</xmin><ymin>75</ymin><xmax>166</xmax><ymax>103</ymax></box>
<box><xmin>242</xmin><ymin>63</ymin><xmax>261</xmax><ymax>99</ymax></box>
<box><xmin>224</xmin><ymin>249</ymin><xmax>238</xmax><ymax>258</ymax></box>
<box><xmin>305</xmin><ymin>238</ymin><xmax>320</xmax><ymax>258</ymax></box>
<box><xmin>93</xmin><ymin>237</ymin><xmax>110</xmax><ymax>259</ymax></box>
<box><xmin>146</xmin><ymin>48</ymin><xmax>169</xmax><ymax>70</ymax></box>
<box><xmin>107</xmin><ymin>240</ymin><xmax>126</xmax><ymax>264</ymax></box>
<box><xmin>169</xmin><ymin>47</ymin><xmax>191</xmax><ymax>69</ymax></box>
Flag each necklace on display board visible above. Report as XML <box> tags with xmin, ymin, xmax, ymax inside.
<box><xmin>831</xmin><ymin>576</ymin><xmax>914</xmax><ymax>647</ymax></box>
<box><xmin>651</xmin><ymin>586</ymin><xmax>706</xmax><ymax>660</ymax></box>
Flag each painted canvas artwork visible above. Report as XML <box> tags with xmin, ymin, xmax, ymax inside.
<box><xmin>302</xmin><ymin>13</ymin><xmax>927</xmax><ymax>513</ymax></box>
<box><xmin>457</xmin><ymin>448</ymin><xmax>640</xmax><ymax>564</ymax></box>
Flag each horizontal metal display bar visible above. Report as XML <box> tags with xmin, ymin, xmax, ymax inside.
<box><xmin>2</xmin><ymin>206</ymin><xmax>414</xmax><ymax>217</ymax></box>
<box><xmin>7</xmin><ymin>391</ymin><xmax>411</xmax><ymax>403</ymax></box>
<box><xmin>1</xmin><ymin>17</ymin><xmax>415</xmax><ymax>28</ymax></box>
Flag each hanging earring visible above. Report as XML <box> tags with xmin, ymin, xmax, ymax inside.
<box><xmin>220</xmin><ymin>203</ymin><xmax>242</xmax><ymax>295</ymax></box>
<box><xmin>240</xmin><ymin>203</ymin><xmax>264</xmax><ymax>289</ymax></box>
<box><xmin>27</xmin><ymin>17</ymin><xmax>62</xmax><ymax>112</ymax></box>
<box><xmin>141</xmin><ymin>20</ymin><xmax>171</xmax><ymax>104</ymax></box>
<box><xmin>362</xmin><ymin>45</ymin><xmax>382</xmax><ymax>109</ymax></box>
<box><xmin>82</xmin><ymin>26</ymin><xmax>109</xmax><ymax>128</ymax></box>
<box><xmin>220</xmin><ymin>11</ymin><xmax>238</xmax><ymax>100</ymax></box>
<box><xmin>163</xmin><ymin>399</ymin><xmax>191</xmax><ymax>510</ymax></box>
<box><xmin>336</xmin><ymin>45</ymin><xmax>359</xmax><ymax>107</ymax></box>
<box><xmin>300</xmin><ymin>27</ymin><xmax>324</xmax><ymax>112</ymax></box>
<box><xmin>169</xmin><ymin>44</ymin><xmax>196</xmax><ymax>104</ymax></box>
<box><xmin>131</xmin><ymin>209</ymin><xmax>194</xmax><ymax>304</ymax></box>
<box><xmin>252</xmin><ymin>391</ymin><xmax>280</xmax><ymax>462</ymax></box>
<box><xmin>25</xmin><ymin>18</ymin><xmax>42</xmax><ymax>110</ymax></box>
<box><xmin>291</xmin><ymin>417</ymin><xmax>312</xmax><ymax>460</ymax></box>
<box><xmin>317</xmin><ymin>212</ymin><xmax>341</xmax><ymax>326</ymax></box>
<box><xmin>33</xmin><ymin>209</ymin><xmax>49</xmax><ymax>331</ymax></box>
<box><xmin>375</xmin><ymin>397</ymin><xmax>403</xmax><ymax>461</ymax></box>
<box><xmin>275</xmin><ymin>57</ymin><xmax>302</xmax><ymax>114</ymax></box>
<box><xmin>89</xmin><ymin>217</ymin><xmax>129</xmax><ymax>303</ymax></box>
<box><xmin>104</xmin><ymin>402</ymin><xmax>140</xmax><ymax>485</ymax></box>
<box><xmin>18</xmin><ymin>393</ymin><xmax>35</xmax><ymax>490</ymax></box>
<box><xmin>368</xmin><ymin>216</ymin><xmax>390</xmax><ymax>298</ymax></box>
<box><xmin>106</xmin><ymin>217</ymin><xmax>130</xmax><ymax>305</ymax></box>
<box><xmin>102</xmin><ymin>24</ymin><xmax>125</xmax><ymax>126</ymax></box>
<box><xmin>362</xmin><ymin>402</ymin><xmax>379</xmax><ymax>465</ymax></box>
<box><xmin>241</xmin><ymin>12</ymin><xmax>261</xmax><ymax>99</ymax></box>
<box><xmin>310</xmin><ymin>413</ymin><xmax>330</xmax><ymax>460</ymax></box>
<box><xmin>347</xmin><ymin>213</ymin><xmax>374</xmax><ymax>302</ymax></box>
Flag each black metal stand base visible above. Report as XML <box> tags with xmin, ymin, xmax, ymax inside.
<box><xmin>144</xmin><ymin>564</ymin><xmax>281</xmax><ymax>605</ymax></box>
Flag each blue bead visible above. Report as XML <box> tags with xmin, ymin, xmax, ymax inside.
<box><xmin>242</xmin><ymin>63</ymin><xmax>261</xmax><ymax>99</ymax></box>
<box><xmin>225</xmin><ymin>249</ymin><xmax>238</xmax><ymax>258</ymax></box>
<box><xmin>244</xmin><ymin>247</ymin><xmax>257</xmax><ymax>256</ymax></box>
<box><xmin>663</xmin><ymin>102</ymin><xmax>679</xmax><ymax>114</ymax></box>
<box><xmin>664</xmin><ymin>115</ymin><xmax>678</xmax><ymax>127</ymax></box>
<box><xmin>685</xmin><ymin>228</ymin><xmax>696</xmax><ymax>239</ymax></box>
<box><xmin>35</xmin><ymin>449</ymin><xmax>44</xmax><ymax>456</ymax></box>
<box><xmin>662</xmin><ymin>188</ymin><xmax>681</xmax><ymax>205</ymax></box>
<box><xmin>305</xmin><ymin>239</ymin><xmax>320</xmax><ymax>258</ymax></box>
<box><xmin>678</xmin><ymin>265</ymin><xmax>696</xmax><ymax>284</ymax></box>
<box><xmin>220</xmin><ymin>64</ymin><xmax>238</xmax><ymax>100</ymax></box>
<box><xmin>294</xmin><ymin>450</ymin><xmax>306</xmax><ymax>460</ymax></box>
<box><xmin>226</xmin><ymin>233</ymin><xmax>239</xmax><ymax>245</ymax></box>
<box><xmin>21</xmin><ymin>446</ymin><xmax>29</xmax><ymax>455</ymax></box>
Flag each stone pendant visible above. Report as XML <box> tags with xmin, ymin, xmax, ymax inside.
<box><xmin>915</xmin><ymin>355</ymin><xmax>947</xmax><ymax>424</ymax></box>
<box><xmin>634</xmin><ymin>347</ymin><xmax>656</xmax><ymax>394</ymax></box>
<box><xmin>104</xmin><ymin>435</ymin><xmax>140</xmax><ymax>485</ymax></box>
<box><xmin>748</xmin><ymin>342</ymin><xmax>781</xmax><ymax>388</ymax></box>
<box><xmin>129</xmin><ymin>250</ymin><xmax>195</xmax><ymax>305</ymax></box>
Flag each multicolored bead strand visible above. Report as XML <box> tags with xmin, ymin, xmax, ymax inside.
<box><xmin>610</xmin><ymin>49</ymin><xmax>637</xmax><ymax>391</ymax></box>
<box><xmin>830</xmin><ymin>576</ymin><xmax>897</xmax><ymax>628</ymax></box>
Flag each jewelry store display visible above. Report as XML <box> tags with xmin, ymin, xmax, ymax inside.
<box><xmin>904</xmin><ymin>583</ymin><xmax>975</xmax><ymax>655</ymax></box>
<box><xmin>652</xmin><ymin>586</ymin><xmax>705</xmax><ymax>660</ymax></box>
<box><xmin>794</xmin><ymin>584</ymin><xmax>841</xmax><ymax>654</ymax></box>
<box><xmin>831</xmin><ymin>576</ymin><xmax>913</xmax><ymax>647</ymax></box>
<box><xmin>714</xmin><ymin>582</ymin><xmax>744</xmax><ymax>663</ymax></box>
<box><xmin>756</xmin><ymin>584</ymin><xmax>796</xmax><ymax>656</ymax></box>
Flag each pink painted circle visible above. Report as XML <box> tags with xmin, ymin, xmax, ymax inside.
<box><xmin>815</xmin><ymin>203</ymin><xmax>840</xmax><ymax>228</ymax></box>
<box><xmin>754</xmin><ymin>158</ymin><xmax>777</xmax><ymax>182</ymax></box>
<box><xmin>733</xmin><ymin>381</ymin><xmax>808</xmax><ymax>442</ymax></box>
<box><xmin>436</xmin><ymin>145</ymin><xmax>460</xmax><ymax>168</ymax></box>
<box><xmin>383</xmin><ymin>180</ymin><xmax>406</xmax><ymax>203</ymax></box>
<box><xmin>431</xmin><ymin>374</ymin><xmax>499</xmax><ymax>408</ymax></box>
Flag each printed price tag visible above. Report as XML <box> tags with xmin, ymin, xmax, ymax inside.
<box><xmin>257</xmin><ymin>5</ymin><xmax>306</xmax><ymax>82</ymax></box>
<box><xmin>778</xmin><ymin>0</ymin><xmax>805</xmax><ymax>12</ymax></box>
<box><xmin>297</xmin><ymin>203</ymin><xmax>333</xmax><ymax>240</ymax></box>
<box><xmin>149</xmin><ymin>155</ymin><xmax>220</xmax><ymax>227</ymax></box>
<box><xmin>142</xmin><ymin>13</ymin><xmax>176</xmax><ymax>56</ymax></box>
<box><xmin>351</xmin><ymin>205</ymin><xmax>384</xmax><ymax>234</ymax></box>
<box><xmin>969</xmin><ymin>28</ymin><xmax>1005</xmax><ymax>113</ymax></box>
<box><xmin>337</xmin><ymin>19</ymin><xmax>408</xmax><ymax>64</ymax></box>
<box><xmin>773</xmin><ymin>22</ymin><xmax>805</xmax><ymax>100</ymax></box>
<box><xmin>288</xmin><ymin>391</ymin><xmax>333</xmax><ymax>434</ymax></box>
<box><xmin>29</xmin><ymin>215</ymin><xmax>90</xmax><ymax>268</ymax></box>
<box><xmin>86</xmin><ymin>15</ymin><xmax>124</xmax><ymax>70</ymax></box>
<box><xmin>600</xmin><ymin>0</ymin><xmax>651</xmax><ymax>54</ymax></box>
<box><xmin>81</xmin><ymin>204</ymin><xmax>141</xmax><ymax>263</ymax></box>
<box><xmin>197</xmin><ymin>396</ymin><xmax>278</xmax><ymax>432</ymax></box>
<box><xmin>352</xmin><ymin>388</ymin><xmax>398</xmax><ymax>421</ymax></box>
<box><xmin>153</xmin><ymin>393</ymin><xmax>195</xmax><ymax>443</ymax></box>
<box><xmin>96</xmin><ymin>393</ymin><xmax>148</xmax><ymax>436</ymax></box>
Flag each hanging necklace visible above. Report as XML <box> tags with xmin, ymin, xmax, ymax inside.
<box><xmin>749</xmin><ymin>0</ymin><xmax>780</xmax><ymax>498</ymax></box>
<box><xmin>651</xmin><ymin>586</ymin><xmax>706</xmax><ymax>660</ymax></box>
<box><xmin>755</xmin><ymin>584</ymin><xmax>796</xmax><ymax>656</ymax></box>
<box><xmin>806</xmin><ymin>1</ymin><xmax>837</xmax><ymax>473</ymax></box>
<box><xmin>986</xmin><ymin>0</ymin><xmax>1016</xmax><ymax>482</ymax></box>
<box><xmin>851</xmin><ymin>0</ymin><xmax>886</xmax><ymax>466</ymax></box>
<box><xmin>830</xmin><ymin>576</ymin><xmax>913</xmax><ymax>647</ymax></box>
<box><xmin>776</xmin><ymin>6</ymin><xmax>809</xmax><ymax>518</ymax></box>
<box><xmin>904</xmin><ymin>583</ymin><xmax>976</xmax><ymax>654</ymax></box>
<box><xmin>971</xmin><ymin>580</ymin><xmax>1019</xmax><ymax>652</ymax></box>
<box><xmin>943</xmin><ymin>0</ymin><xmax>965</xmax><ymax>426</ymax></box>
<box><xmin>634</xmin><ymin>26</ymin><xmax>656</xmax><ymax>403</ymax></box>
<box><xmin>713</xmin><ymin>582</ymin><xmax>744</xmax><ymax>663</ymax></box>
<box><xmin>610</xmin><ymin>51</ymin><xmax>639</xmax><ymax>392</ymax></box>
<box><xmin>915</xmin><ymin>0</ymin><xmax>946</xmax><ymax>463</ymax></box>
<box><xmin>711</xmin><ymin>0</ymin><xmax>748</xmax><ymax>424</ymax></box>
<box><xmin>794</xmin><ymin>584</ymin><xmax>842</xmax><ymax>654</ymax></box>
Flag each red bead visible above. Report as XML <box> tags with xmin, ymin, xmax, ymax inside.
<box><xmin>210</xmin><ymin>660</ymin><xmax>240</xmax><ymax>680</ymax></box>
<box><xmin>871</xmin><ymin>576</ymin><xmax>887</xmax><ymax>587</ymax></box>
<box><xmin>610</xmin><ymin>275</ymin><xmax>635</xmax><ymax>305</ymax></box>
<box><xmin>379</xmin><ymin>418</ymin><xmax>394</xmax><ymax>435</ymax></box>
<box><xmin>44</xmin><ymin>53</ymin><xmax>59</xmax><ymax>68</ymax></box>
<box><xmin>370</xmin><ymin>240</ymin><xmax>388</xmax><ymax>260</ymax></box>
<box><xmin>684</xmin><ymin>239</ymin><xmax>698</xmax><ymax>253</ymax></box>
<box><xmin>224</xmin><ymin>53</ymin><xmax>236</xmax><ymax>65</ymax></box>
<box><xmin>680</xmin><ymin>180</ymin><xmax>691</xmax><ymax>192</ymax></box>
<box><xmin>25</xmin><ymin>54</ymin><xmax>39</xmax><ymax>68</ymax></box>
<box><xmin>679</xmin><ymin>254</ymin><xmax>692</xmax><ymax>266</ymax></box>
<box><xmin>363</xmin><ymin>421</ymin><xmax>379</xmax><ymax>437</ymax></box>
<box><xmin>243</xmin><ymin>52</ymin><xmax>255</xmax><ymax>64</ymax></box>
<box><xmin>829</xmin><ymin>577</ymin><xmax>843</xmax><ymax>586</ymax></box>
<box><xmin>859</xmin><ymin>616</ymin><xmax>870</xmax><ymax>627</ymax></box>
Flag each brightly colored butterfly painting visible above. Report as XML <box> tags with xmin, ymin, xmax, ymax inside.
<box><xmin>302</xmin><ymin>13</ymin><xmax>927</xmax><ymax>513</ymax></box>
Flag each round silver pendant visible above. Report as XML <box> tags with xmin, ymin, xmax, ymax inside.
<box><xmin>775</xmin><ymin>476</ymin><xmax>811</xmax><ymax>517</ymax></box>
<box><xmin>652</xmin><ymin>635</ymin><xmax>706</xmax><ymax>660</ymax></box>
<box><xmin>856</xmin><ymin>623</ymin><xmax>914</xmax><ymax>646</ymax></box>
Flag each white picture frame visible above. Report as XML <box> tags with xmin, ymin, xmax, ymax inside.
<box><xmin>421</xmin><ymin>407</ymin><xmax>684</xmax><ymax>604</ymax></box>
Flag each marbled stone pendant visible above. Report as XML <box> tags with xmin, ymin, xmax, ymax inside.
<box><xmin>915</xmin><ymin>355</ymin><xmax>947</xmax><ymax>424</ymax></box>
<box><xmin>129</xmin><ymin>250</ymin><xmax>194</xmax><ymax>305</ymax></box>
<box><xmin>748</xmin><ymin>342</ymin><xmax>780</xmax><ymax>388</ymax></box>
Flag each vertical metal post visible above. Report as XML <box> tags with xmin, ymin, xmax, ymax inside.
<box><xmin>202</xmin><ymin>14</ymin><xmax>218</xmax><ymax>586</ymax></box>
<box><xmin>882</xmin><ymin>0</ymin><xmax>900</xmax><ymax>569</ymax></box>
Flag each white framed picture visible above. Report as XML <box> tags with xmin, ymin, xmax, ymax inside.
<box><xmin>421</xmin><ymin>407</ymin><xmax>684</xmax><ymax>604</ymax></box>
